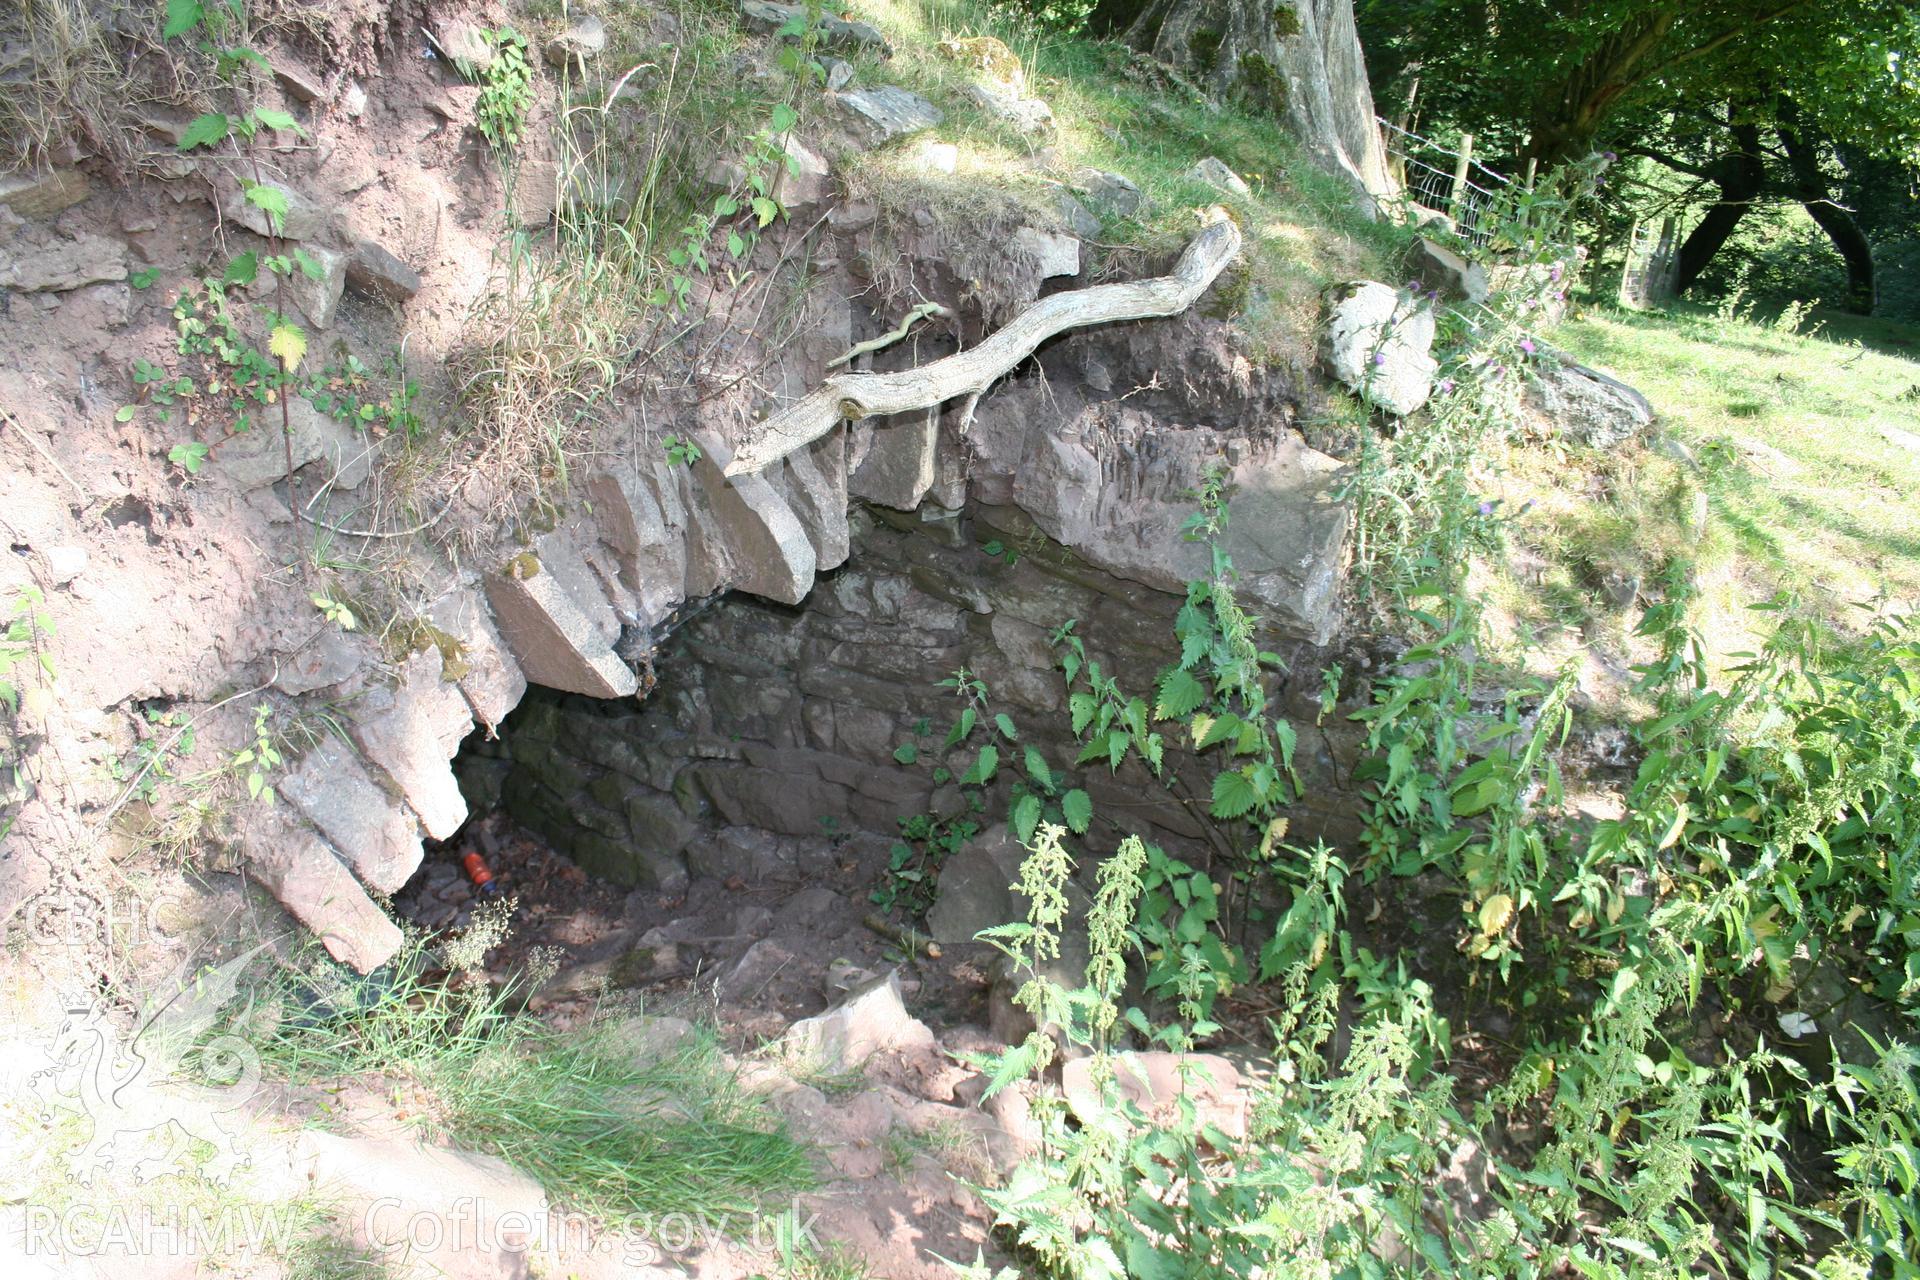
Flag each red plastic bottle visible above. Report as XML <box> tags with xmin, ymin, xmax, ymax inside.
<box><xmin>461</xmin><ymin>851</ymin><xmax>501</xmax><ymax>896</ymax></box>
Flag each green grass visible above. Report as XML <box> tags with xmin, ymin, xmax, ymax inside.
<box><xmin>1478</xmin><ymin>300</ymin><xmax>1920</xmax><ymax>695</ymax></box>
<box><xmin>254</xmin><ymin>932</ymin><xmax>812</xmax><ymax>1221</ymax></box>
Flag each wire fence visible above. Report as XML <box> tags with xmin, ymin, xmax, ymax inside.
<box><xmin>1375</xmin><ymin>118</ymin><xmax>1516</xmax><ymax>249</ymax></box>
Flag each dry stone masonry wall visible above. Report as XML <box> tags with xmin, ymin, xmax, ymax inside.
<box><xmin>474</xmin><ymin>501</ymin><xmax>1368</xmax><ymax>898</ymax></box>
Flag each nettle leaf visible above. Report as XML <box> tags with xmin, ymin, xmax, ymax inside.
<box><xmin>770</xmin><ymin>102</ymin><xmax>799</xmax><ymax>133</ymax></box>
<box><xmin>179</xmin><ymin>112</ymin><xmax>232</xmax><ymax>150</ymax></box>
<box><xmin>1155</xmin><ymin>667</ymin><xmax>1209</xmax><ymax>719</ymax></box>
<box><xmin>751</xmin><ymin>196</ymin><xmax>780</xmax><ymax>228</ymax></box>
<box><xmin>1012</xmin><ymin>793</ymin><xmax>1042</xmax><ymax>845</ymax></box>
<box><xmin>163</xmin><ymin>0</ymin><xmax>205</xmax><ymax>40</ymax></box>
<box><xmin>293</xmin><ymin>247</ymin><xmax>325</xmax><ymax>281</ymax></box>
<box><xmin>1023</xmin><ymin>745</ymin><xmax>1053</xmax><ymax>790</ymax></box>
<box><xmin>994</xmin><ymin>713</ymin><xmax>1018</xmax><ymax>741</ymax></box>
<box><xmin>223</xmin><ymin>250</ymin><xmax>259</xmax><ymax>286</ymax></box>
<box><xmin>963</xmin><ymin>743</ymin><xmax>999</xmax><ymax>786</ymax></box>
<box><xmin>268</xmin><ymin>322</ymin><xmax>308</xmax><ymax>370</ymax></box>
<box><xmin>1069</xmin><ymin>692</ymin><xmax>1096</xmax><ymax>736</ymax></box>
<box><xmin>1062</xmin><ymin>789</ymin><xmax>1092</xmax><ymax>834</ymax></box>
<box><xmin>244</xmin><ymin>183</ymin><xmax>290</xmax><ymax>234</ymax></box>
<box><xmin>250</xmin><ymin>107</ymin><xmax>300</xmax><ymax>133</ymax></box>
<box><xmin>1211</xmin><ymin>770</ymin><xmax>1259</xmax><ymax>820</ymax></box>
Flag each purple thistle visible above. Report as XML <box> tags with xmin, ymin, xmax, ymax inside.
<box><xmin>1373</xmin><ymin>352</ymin><xmax>1387</xmax><ymax>366</ymax></box>
<box><xmin>1437</xmin><ymin>378</ymin><xmax>1455</xmax><ymax>394</ymax></box>
<box><xmin>1550</xmin><ymin>263</ymin><xmax>1563</xmax><ymax>283</ymax></box>
<box><xmin>1520</xmin><ymin>338</ymin><xmax>1536</xmax><ymax>355</ymax></box>
<box><xmin>1478</xmin><ymin>501</ymin><xmax>1495</xmax><ymax>516</ymax></box>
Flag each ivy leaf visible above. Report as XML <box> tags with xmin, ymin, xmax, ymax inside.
<box><xmin>268</xmin><ymin>322</ymin><xmax>308</xmax><ymax>370</ymax></box>
<box><xmin>163</xmin><ymin>0</ymin><xmax>205</xmax><ymax>41</ymax></box>
<box><xmin>1155</xmin><ymin>668</ymin><xmax>1209</xmax><ymax>719</ymax></box>
<box><xmin>115</xmin><ymin>405</ymin><xmax>138</xmax><ymax>423</ymax></box>
<box><xmin>179</xmin><ymin>113</ymin><xmax>232</xmax><ymax>151</ymax></box>
<box><xmin>892</xmin><ymin>742</ymin><xmax>918</xmax><ymax>765</ymax></box>
<box><xmin>1211</xmin><ymin>770</ymin><xmax>1258</xmax><ymax>820</ymax></box>
<box><xmin>1011</xmin><ymin>794</ymin><xmax>1041</xmax><ymax>845</ymax></box>
<box><xmin>1062</xmin><ymin>789</ymin><xmax>1092</xmax><ymax>834</ymax></box>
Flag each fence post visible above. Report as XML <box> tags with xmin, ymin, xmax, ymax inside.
<box><xmin>1523</xmin><ymin>157</ymin><xmax>1538</xmax><ymax>191</ymax></box>
<box><xmin>1449</xmin><ymin>133</ymin><xmax>1474</xmax><ymax>225</ymax></box>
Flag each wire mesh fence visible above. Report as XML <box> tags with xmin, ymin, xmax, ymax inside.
<box><xmin>1376</xmin><ymin>118</ymin><xmax>1514</xmax><ymax>249</ymax></box>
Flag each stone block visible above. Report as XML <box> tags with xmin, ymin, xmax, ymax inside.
<box><xmin>485</xmin><ymin>561</ymin><xmax>638</xmax><ymax>699</ymax></box>
<box><xmin>279</xmin><ymin>735</ymin><xmax>424</xmax><ymax>894</ymax></box>
<box><xmin>243</xmin><ymin>807</ymin><xmax>402</xmax><ymax>974</ymax></box>
<box><xmin>573</xmin><ymin>832</ymin><xmax>688</xmax><ymax>893</ymax></box>
<box><xmin>684</xmin><ymin>433</ymin><xmax>817</xmax><ymax>605</ymax></box>
<box><xmin>287</xmin><ymin>244</ymin><xmax>347</xmax><ymax>330</ymax></box>
<box><xmin>781</xmin><ymin>424</ymin><xmax>850</xmax><ymax>572</ymax></box>
<box><xmin>740</xmin><ymin>0</ymin><xmax>890</xmax><ymax>54</ymax></box>
<box><xmin>780</xmin><ymin>970</ymin><xmax>934</xmax><ymax>1072</ymax></box>
<box><xmin>0</xmin><ymin>232</ymin><xmax>126</xmax><ymax>292</ymax></box>
<box><xmin>221</xmin><ymin>397</ymin><xmax>374</xmax><ymax>491</ymax></box>
<box><xmin>835</xmin><ymin>85</ymin><xmax>942</xmax><ymax>146</ymax></box>
<box><xmin>1013</xmin><ymin>227</ymin><xmax>1079</xmax><ymax>279</ymax></box>
<box><xmin>219</xmin><ymin>181</ymin><xmax>326</xmax><ymax>242</ymax></box>
<box><xmin>345</xmin><ymin>239</ymin><xmax>422</xmax><ymax>303</ymax></box>
<box><xmin>1324</xmin><ymin>281</ymin><xmax>1437</xmax><ymax>417</ymax></box>
<box><xmin>1185</xmin><ymin>157</ymin><xmax>1250</xmax><ymax>196</ymax></box>
<box><xmin>349</xmin><ymin>650</ymin><xmax>473</xmax><ymax>840</ymax></box>
<box><xmin>688</xmin><ymin>764</ymin><xmax>849</xmax><ymax>834</ymax></box>
<box><xmin>275</xmin><ymin>626</ymin><xmax>367</xmax><ymax>695</ymax></box>
<box><xmin>584</xmin><ymin>461</ymin><xmax>686</xmax><ymax>623</ymax></box>
<box><xmin>429</xmin><ymin>587</ymin><xmax>526</xmax><ymax>732</ymax></box>
<box><xmin>0</xmin><ymin>168</ymin><xmax>91</xmax><ymax>219</ymax></box>
<box><xmin>848</xmin><ymin>412</ymin><xmax>937</xmax><ymax>510</ymax></box>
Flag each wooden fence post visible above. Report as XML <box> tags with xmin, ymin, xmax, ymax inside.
<box><xmin>1449</xmin><ymin>133</ymin><xmax>1474</xmax><ymax>228</ymax></box>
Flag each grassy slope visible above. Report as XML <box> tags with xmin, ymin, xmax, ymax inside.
<box><xmin>1480</xmin><ymin>300</ymin><xmax>1920</xmax><ymax>701</ymax></box>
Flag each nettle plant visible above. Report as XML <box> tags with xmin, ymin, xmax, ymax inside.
<box><xmin>129</xmin><ymin>0</ymin><xmax>316</xmax><ymax>490</ymax></box>
<box><xmin>944</xmin><ymin>151</ymin><xmax>1920</xmax><ymax>1280</ymax></box>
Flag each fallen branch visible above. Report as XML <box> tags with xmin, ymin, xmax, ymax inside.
<box><xmin>724</xmin><ymin>210</ymin><xmax>1242</xmax><ymax>475</ymax></box>
<box><xmin>826</xmin><ymin>300</ymin><xmax>952</xmax><ymax>369</ymax></box>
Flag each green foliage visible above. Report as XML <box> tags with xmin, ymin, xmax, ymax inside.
<box><xmin>471</xmin><ymin>28</ymin><xmax>534</xmax><ymax>149</ymax></box>
<box><xmin>229</xmin><ymin>702</ymin><xmax>281</xmax><ymax>804</ymax></box>
<box><xmin>306</xmin><ymin>351</ymin><xmax>426</xmax><ymax>438</ymax></box>
<box><xmin>662</xmin><ymin>434</ymin><xmax>703</xmax><ymax>468</ymax></box>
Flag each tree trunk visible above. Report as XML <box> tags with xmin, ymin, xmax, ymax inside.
<box><xmin>1123</xmin><ymin>0</ymin><xmax>1397</xmax><ymax>202</ymax></box>
<box><xmin>1675</xmin><ymin>122</ymin><xmax>1766</xmax><ymax>295</ymax></box>
<box><xmin>1776</xmin><ymin>110</ymin><xmax>1875</xmax><ymax>314</ymax></box>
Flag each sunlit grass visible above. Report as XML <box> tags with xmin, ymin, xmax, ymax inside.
<box><xmin>1477</xmin><ymin>300</ymin><xmax>1920</xmax><ymax>707</ymax></box>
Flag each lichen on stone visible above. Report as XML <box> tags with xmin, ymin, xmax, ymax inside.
<box><xmin>504</xmin><ymin>551</ymin><xmax>541</xmax><ymax>580</ymax></box>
